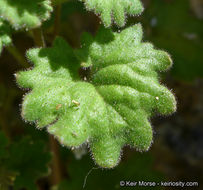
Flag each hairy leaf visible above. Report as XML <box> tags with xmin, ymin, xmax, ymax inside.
<box><xmin>0</xmin><ymin>0</ymin><xmax>53</xmax><ymax>29</ymax></box>
<box><xmin>80</xmin><ymin>0</ymin><xmax>144</xmax><ymax>27</ymax></box>
<box><xmin>0</xmin><ymin>19</ymin><xmax>11</xmax><ymax>54</ymax></box>
<box><xmin>16</xmin><ymin>25</ymin><xmax>176</xmax><ymax>168</ymax></box>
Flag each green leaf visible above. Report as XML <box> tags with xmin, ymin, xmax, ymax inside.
<box><xmin>80</xmin><ymin>0</ymin><xmax>144</xmax><ymax>27</ymax></box>
<box><xmin>143</xmin><ymin>0</ymin><xmax>203</xmax><ymax>80</ymax></box>
<box><xmin>55</xmin><ymin>151</ymin><xmax>164</xmax><ymax>190</ymax></box>
<box><xmin>52</xmin><ymin>0</ymin><xmax>69</xmax><ymax>6</ymax></box>
<box><xmin>0</xmin><ymin>132</ymin><xmax>16</xmax><ymax>190</ymax></box>
<box><xmin>0</xmin><ymin>131</ymin><xmax>8</xmax><ymax>158</ymax></box>
<box><xmin>0</xmin><ymin>19</ymin><xmax>11</xmax><ymax>54</ymax></box>
<box><xmin>8</xmin><ymin>138</ymin><xmax>51</xmax><ymax>190</ymax></box>
<box><xmin>0</xmin><ymin>132</ymin><xmax>51</xmax><ymax>190</ymax></box>
<box><xmin>0</xmin><ymin>168</ymin><xmax>16</xmax><ymax>190</ymax></box>
<box><xmin>0</xmin><ymin>0</ymin><xmax>53</xmax><ymax>30</ymax></box>
<box><xmin>16</xmin><ymin>24</ymin><xmax>176</xmax><ymax>168</ymax></box>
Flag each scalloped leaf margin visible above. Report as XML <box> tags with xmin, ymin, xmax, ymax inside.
<box><xmin>16</xmin><ymin>25</ymin><xmax>176</xmax><ymax>168</ymax></box>
<box><xmin>0</xmin><ymin>0</ymin><xmax>53</xmax><ymax>30</ymax></box>
<box><xmin>80</xmin><ymin>0</ymin><xmax>144</xmax><ymax>27</ymax></box>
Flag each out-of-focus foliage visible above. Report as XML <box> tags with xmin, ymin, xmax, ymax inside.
<box><xmin>56</xmin><ymin>150</ymin><xmax>164</xmax><ymax>190</ymax></box>
<box><xmin>0</xmin><ymin>19</ymin><xmax>11</xmax><ymax>54</ymax></box>
<box><xmin>52</xmin><ymin>0</ymin><xmax>69</xmax><ymax>6</ymax></box>
<box><xmin>143</xmin><ymin>0</ymin><xmax>203</xmax><ymax>80</ymax></box>
<box><xmin>0</xmin><ymin>131</ymin><xmax>51</xmax><ymax>190</ymax></box>
<box><xmin>0</xmin><ymin>0</ymin><xmax>202</xmax><ymax>189</ymax></box>
<box><xmin>0</xmin><ymin>0</ymin><xmax>53</xmax><ymax>29</ymax></box>
<box><xmin>0</xmin><ymin>132</ymin><xmax>16</xmax><ymax>190</ymax></box>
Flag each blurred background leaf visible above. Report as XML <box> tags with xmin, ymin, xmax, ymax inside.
<box><xmin>55</xmin><ymin>149</ymin><xmax>164</xmax><ymax>190</ymax></box>
<box><xmin>141</xmin><ymin>0</ymin><xmax>203</xmax><ymax>81</ymax></box>
<box><xmin>0</xmin><ymin>0</ymin><xmax>202</xmax><ymax>189</ymax></box>
<box><xmin>0</xmin><ymin>132</ymin><xmax>51</xmax><ymax>190</ymax></box>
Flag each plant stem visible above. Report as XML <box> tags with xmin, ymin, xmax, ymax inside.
<box><xmin>31</xmin><ymin>26</ymin><xmax>64</xmax><ymax>187</ymax></box>
<box><xmin>6</xmin><ymin>46</ymin><xmax>28</xmax><ymax>67</ymax></box>
<box><xmin>49</xmin><ymin>135</ymin><xmax>63</xmax><ymax>185</ymax></box>
<box><xmin>32</xmin><ymin>28</ymin><xmax>46</xmax><ymax>47</ymax></box>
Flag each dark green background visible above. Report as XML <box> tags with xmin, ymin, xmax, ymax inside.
<box><xmin>0</xmin><ymin>0</ymin><xmax>202</xmax><ymax>189</ymax></box>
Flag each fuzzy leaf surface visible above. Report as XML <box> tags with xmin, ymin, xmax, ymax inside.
<box><xmin>0</xmin><ymin>19</ymin><xmax>11</xmax><ymax>54</ymax></box>
<box><xmin>80</xmin><ymin>0</ymin><xmax>143</xmax><ymax>27</ymax></box>
<box><xmin>0</xmin><ymin>0</ymin><xmax>53</xmax><ymax>29</ymax></box>
<box><xmin>16</xmin><ymin>25</ymin><xmax>176</xmax><ymax>168</ymax></box>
